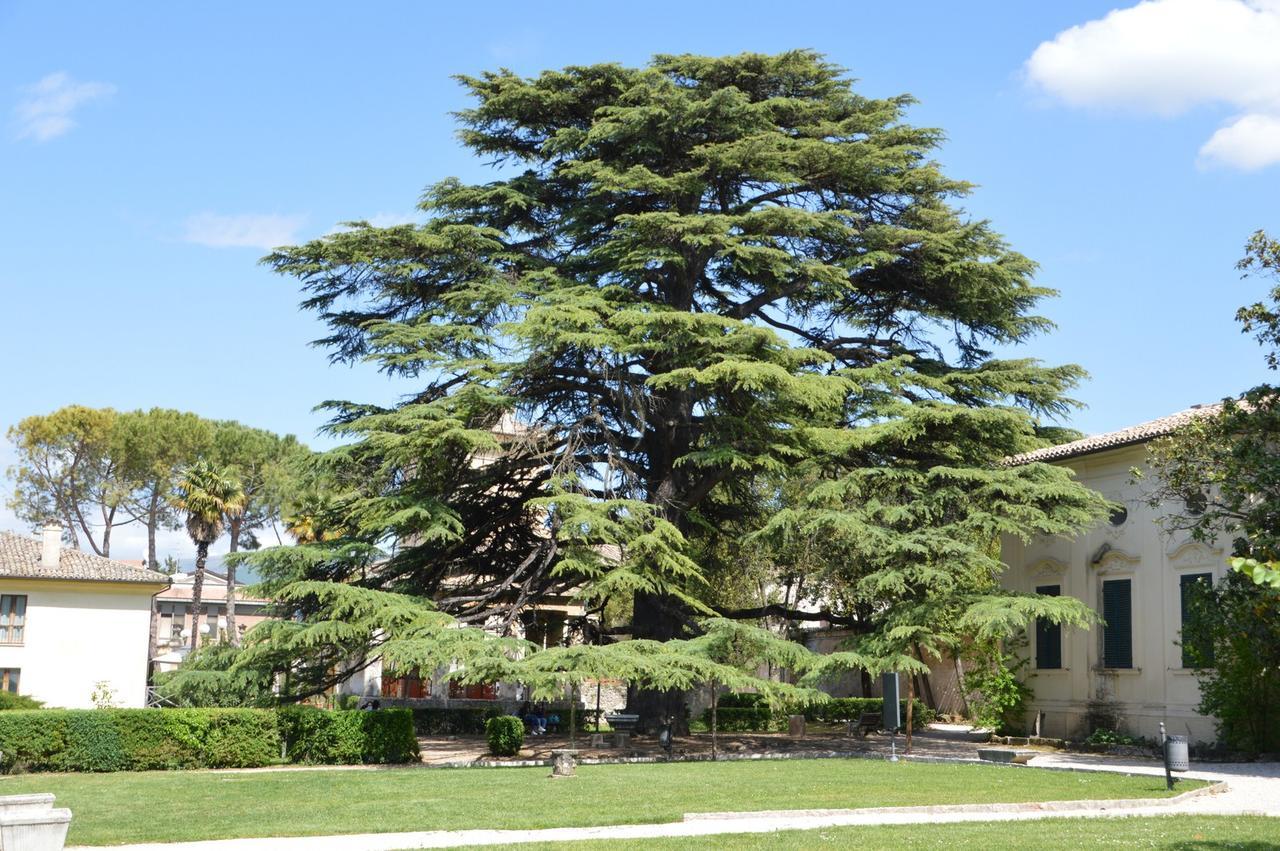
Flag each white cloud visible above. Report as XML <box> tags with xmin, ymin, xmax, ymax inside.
<box><xmin>14</xmin><ymin>71</ymin><xmax>116</xmax><ymax>141</ymax></box>
<box><xmin>182</xmin><ymin>212</ymin><xmax>306</xmax><ymax>249</ymax></box>
<box><xmin>1025</xmin><ymin>0</ymin><xmax>1280</xmax><ymax>169</ymax></box>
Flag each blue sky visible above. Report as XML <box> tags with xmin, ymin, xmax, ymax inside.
<box><xmin>2</xmin><ymin>0</ymin><xmax>1278</xmax><ymax>557</ymax></box>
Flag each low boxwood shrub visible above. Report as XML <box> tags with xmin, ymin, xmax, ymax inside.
<box><xmin>0</xmin><ymin>706</ymin><xmax>413</xmax><ymax>773</ymax></box>
<box><xmin>0</xmin><ymin>692</ymin><xmax>44</xmax><ymax>711</ymax></box>
<box><xmin>700</xmin><ymin>695</ymin><xmax>936</xmax><ymax>733</ymax></box>
<box><xmin>279</xmin><ymin>706</ymin><xmax>418</xmax><ymax>765</ymax></box>
<box><xmin>205</xmin><ymin>710</ymin><xmax>282</xmax><ymax>768</ymax></box>
<box><xmin>410</xmin><ymin>706</ymin><xmax>501</xmax><ymax>735</ymax></box>
<box><xmin>485</xmin><ymin>715</ymin><xmax>524</xmax><ymax>756</ymax></box>
<box><xmin>803</xmin><ymin>697</ymin><xmax>935</xmax><ymax>729</ymax></box>
<box><xmin>357</xmin><ymin>709</ymin><xmax>419</xmax><ymax>763</ymax></box>
<box><xmin>701</xmin><ymin>706</ymin><xmax>777</xmax><ymax>732</ymax></box>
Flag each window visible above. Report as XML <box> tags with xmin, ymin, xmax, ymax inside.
<box><xmin>1101</xmin><ymin>579</ymin><xmax>1133</xmax><ymax>669</ymax></box>
<box><xmin>1109</xmin><ymin>505</ymin><xmax>1128</xmax><ymax>526</ymax></box>
<box><xmin>1035</xmin><ymin>584</ymin><xmax>1062</xmax><ymax>669</ymax></box>
<box><xmin>1180</xmin><ymin>573</ymin><xmax>1214</xmax><ymax>668</ymax></box>
<box><xmin>0</xmin><ymin>595</ymin><xmax>26</xmax><ymax>645</ymax></box>
<box><xmin>0</xmin><ymin>669</ymin><xmax>18</xmax><ymax>694</ymax></box>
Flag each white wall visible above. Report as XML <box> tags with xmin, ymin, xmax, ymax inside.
<box><xmin>1000</xmin><ymin>443</ymin><xmax>1225</xmax><ymax>744</ymax></box>
<box><xmin>0</xmin><ymin>579</ymin><xmax>159</xmax><ymax>709</ymax></box>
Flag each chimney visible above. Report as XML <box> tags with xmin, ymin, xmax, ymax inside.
<box><xmin>41</xmin><ymin>524</ymin><xmax>62</xmax><ymax>569</ymax></box>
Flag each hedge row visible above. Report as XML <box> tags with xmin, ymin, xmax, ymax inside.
<box><xmin>701</xmin><ymin>696</ymin><xmax>936</xmax><ymax>732</ymax></box>
<box><xmin>409</xmin><ymin>707</ymin><xmax>502</xmax><ymax>735</ymax></box>
<box><xmin>0</xmin><ymin>708</ymin><xmax>418</xmax><ymax>773</ymax></box>
<box><xmin>803</xmin><ymin>697</ymin><xmax>936</xmax><ymax>728</ymax></box>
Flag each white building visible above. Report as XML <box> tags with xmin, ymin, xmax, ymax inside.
<box><xmin>0</xmin><ymin>526</ymin><xmax>170</xmax><ymax>708</ymax></box>
<box><xmin>1001</xmin><ymin>405</ymin><xmax>1227</xmax><ymax>744</ymax></box>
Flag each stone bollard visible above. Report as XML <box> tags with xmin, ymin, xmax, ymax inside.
<box><xmin>788</xmin><ymin>714</ymin><xmax>806</xmax><ymax>738</ymax></box>
<box><xmin>550</xmin><ymin>749</ymin><xmax>578</xmax><ymax>778</ymax></box>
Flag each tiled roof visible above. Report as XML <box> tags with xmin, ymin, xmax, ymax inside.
<box><xmin>1008</xmin><ymin>403</ymin><xmax>1224</xmax><ymax>466</ymax></box>
<box><xmin>0</xmin><ymin>531</ymin><xmax>171</xmax><ymax>584</ymax></box>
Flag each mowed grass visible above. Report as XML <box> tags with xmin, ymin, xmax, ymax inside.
<box><xmin>0</xmin><ymin>759</ymin><xmax>1201</xmax><ymax>846</ymax></box>
<box><xmin>472</xmin><ymin>816</ymin><xmax>1280</xmax><ymax>850</ymax></box>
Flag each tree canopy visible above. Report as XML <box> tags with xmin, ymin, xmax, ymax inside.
<box><xmin>7</xmin><ymin>406</ymin><xmax>309</xmax><ymax>566</ymax></box>
<box><xmin>262</xmin><ymin>50</ymin><xmax>1107</xmax><ymax>725</ymax></box>
<box><xmin>1146</xmin><ymin>230</ymin><xmax>1280</xmax><ymax>587</ymax></box>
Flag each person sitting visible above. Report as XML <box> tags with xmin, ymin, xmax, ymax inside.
<box><xmin>520</xmin><ymin>701</ymin><xmax>547</xmax><ymax>735</ymax></box>
<box><xmin>531</xmin><ymin>706</ymin><xmax>548</xmax><ymax>735</ymax></box>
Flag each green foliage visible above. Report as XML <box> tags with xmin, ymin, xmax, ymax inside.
<box><xmin>278</xmin><ymin>706</ymin><xmax>418</xmax><ymax>765</ymax></box>
<box><xmin>706</xmin><ymin>696</ymin><xmax>933</xmax><ymax>731</ymax></box>
<box><xmin>702</xmin><ymin>706</ymin><xmax>776</xmax><ymax>732</ymax></box>
<box><xmin>0</xmin><ymin>707</ymin><xmax>412</xmax><ymax>773</ymax></box>
<box><xmin>0</xmin><ymin>692</ymin><xmax>43</xmax><ymax>710</ymax></box>
<box><xmin>961</xmin><ymin>638</ymin><xmax>1033</xmax><ymax>733</ymax></box>
<box><xmin>802</xmin><ymin>697</ymin><xmax>934</xmax><ymax>728</ymax></box>
<box><xmin>204</xmin><ymin>711</ymin><xmax>284</xmax><ymax>767</ymax></box>
<box><xmin>410</xmin><ymin>707</ymin><xmax>502</xmax><ymax>735</ymax></box>
<box><xmin>1084</xmin><ymin>728</ymin><xmax>1143</xmax><ymax>747</ymax></box>
<box><xmin>6</xmin><ymin>406</ymin><xmax>308</xmax><ymax>567</ymax></box>
<box><xmin>1182</xmin><ymin>572</ymin><xmax>1280</xmax><ymax>754</ymax></box>
<box><xmin>256</xmin><ymin>49</ymin><xmax>1106</xmax><ymax>710</ymax></box>
<box><xmin>175</xmin><ymin>460</ymin><xmax>246</xmax><ymax>546</ymax></box>
<box><xmin>0</xmin><ymin>709</ymin><xmax>274</xmax><ymax>773</ymax></box>
<box><xmin>153</xmin><ymin>644</ymin><xmax>276</xmax><ymax>707</ymax></box>
<box><xmin>1145</xmin><ymin>231</ymin><xmax>1280</xmax><ymax>583</ymax></box>
<box><xmin>485</xmin><ymin>715</ymin><xmax>525</xmax><ymax>756</ymax></box>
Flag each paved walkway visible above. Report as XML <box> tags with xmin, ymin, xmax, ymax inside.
<box><xmin>67</xmin><ymin>751</ymin><xmax>1279</xmax><ymax>850</ymax></box>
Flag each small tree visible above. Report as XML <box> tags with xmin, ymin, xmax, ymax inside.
<box><xmin>679</xmin><ymin>618</ymin><xmax>820</xmax><ymax>759</ymax></box>
<box><xmin>174</xmin><ymin>461</ymin><xmax>246</xmax><ymax>650</ymax></box>
<box><xmin>1181</xmin><ymin>571</ymin><xmax>1280</xmax><ymax>753</ymax></box>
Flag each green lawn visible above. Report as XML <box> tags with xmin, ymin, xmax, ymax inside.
<box><xmin>473</xmin><ymin>816</ymin><xmax>1280</xmax><ymax>850</ymax></box>
<box><xmin>0</xmin><ymin>760</ymin><xmax>1202</xmax><ymax>846</ymax></box>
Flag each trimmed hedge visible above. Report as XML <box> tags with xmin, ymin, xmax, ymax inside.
<box><xmin>701</xmin><ymin>696</ymin><xmax>937</xmax><ymax>733</ymax></box>
<box><xmin>410</xmin><ymin>706</ymin><xmax>502</xmax><ymax>735</ymax></box>
<box><xmin>0</xmin><ymin>707</ymin><xmax>417</xmax><ymax>773</ymax></box>
<box><xmin>278</xmin><ymin>707</ymin><xmax>418</xmax><ymax>765</ymax></box>
<box><xmin>705</xmin><ymin>707</ymin><xmax>778</xmax><ymax>732</ymax></box>
<box><xmin>485</xmin><ymin>715</ymin><xmax>524</xmax><ymax>756</ymax></box>
<box><xmin>804</xmin><ymin>697</ymin><xmax>936</xmax><ymax>729</ymax></box>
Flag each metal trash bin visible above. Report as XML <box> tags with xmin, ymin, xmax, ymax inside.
<box><xmin>1165</xmin><ymin>735</ymin><xmax>1189</xmax><ymax>772</ymax></box>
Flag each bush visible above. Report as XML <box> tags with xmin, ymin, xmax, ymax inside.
<box><xmin>803</xmin><ymin>697</ymin><xmax>935</xmax><ymax>729</ymax></box>
<box><xmin>0</xmin><ymin>707</ymin><xmax>413</xmax><ymax>773</ymax></box>
<box><xmin>279</xmin><ymin>706</ymin><xmax>418</xmax><ymax>765</ymax></box>
<box><xmin>485</xmin><ymin>715</ymin><xmax>524</xmax><ymax>756</ymax></box>
<box><xmin>0</xmin><ymin>692</ymin><xmax>44</xmax><ymax>711</ymax></box>
<box><xmin>1184</xmin><ymin>572</ymin><xmax>1280</xmax><ymax>754</ymax></box>
<box><xmin>702</xmin><ymin>696</ymin><xmax>934</xmax><ymax>733</ymax></box>
<box><xmin>410</xmin><ymin>706</ymin><xmax>502</xmax><ymax>735</ymax></box>
<box><xmin>703</xmin><ymin>706</ymin><xmax>776</xmax><ymax>732</ymax></box>
<box><xmin>205</xmin><ymin>710</ymin><xmax>283</xmax><ymax>767</ymax></box>
<box><xmin>962</xmin><ymin>638</ymin><xmax>1033</xmax><ymax>734</ymax></box>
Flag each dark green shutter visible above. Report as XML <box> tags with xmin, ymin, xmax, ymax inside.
<box><xmin>1180</xmin><ymin>573</ymin><xmax>1214</xmax><ymax>668</ymax></box>
<box><xmin>1102</xmin><ymin>579</ymin><xmax>1133</xmax><ymax>669</ymax></box>
<box><xmin>1035</xmin><ymin>584</ymin><xmax>1062</xmax><ymax>669</ymax></box>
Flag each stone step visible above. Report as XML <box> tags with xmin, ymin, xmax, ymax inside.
<box><xmin>976</xmin><ymin>748</ymin><xmax>1037</xmax><ymax>764</ymax></box>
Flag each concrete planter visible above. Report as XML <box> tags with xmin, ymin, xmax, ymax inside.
<box><xmin>0</xmin><ymin>793</ymin><xmax>71</xmax><ymax>851</ymax></box>
<box><xmin>0</xmin><ymin>793</ymin><xmax>55</xmax><ymax>815</ymax></box>
<box><xmin>0</xmin><ymin>808</ymin><xmax>71</xmax><ymax>851</ymax></box>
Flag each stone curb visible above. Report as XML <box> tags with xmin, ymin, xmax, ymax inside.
<box><xmin>684</xmin><ymin>781</ymin><xmax>1229</xmax><ymax>821</ymax></box>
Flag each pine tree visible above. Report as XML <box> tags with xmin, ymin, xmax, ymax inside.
<box><xmin>265</xmin><ymin>51</ymin><xmax>1107</xmax><ymax>727</ymax></box>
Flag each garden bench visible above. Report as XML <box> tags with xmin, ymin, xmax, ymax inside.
<box><xmin>846</xmin><ymin>711</ymin><xmax>881</xmax><ymax>738</ymax></box>
<box><xmin>603</xmin><ymin>713</ymin><xmax>639</xmax><ymax>748</ymax></box>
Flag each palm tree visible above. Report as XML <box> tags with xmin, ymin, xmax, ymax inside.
<box><xmin>174</xmin><ymin>461</ymin><xmax>245</xmax><ymax>650</ymax></box>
